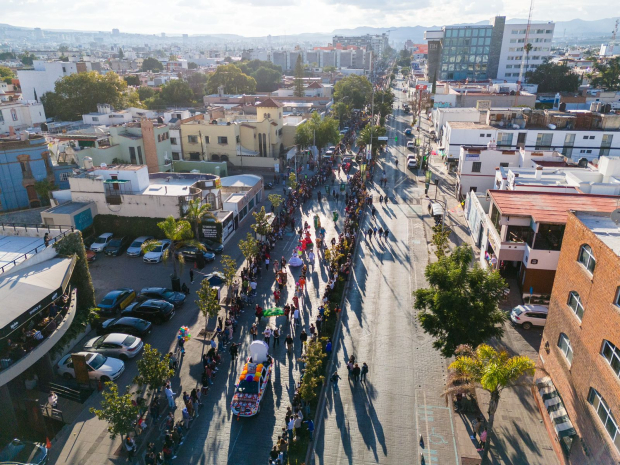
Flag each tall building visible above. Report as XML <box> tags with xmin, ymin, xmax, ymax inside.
<box><xmin>332</xmin><ymin>33</ymin><xmax>388</xmax><ymax>56</ymax></box>
<box><xmin>425</xmin><ymin>16</ymin><xmax>554</xmax><ymax>82</ymax></box>
<box><xmin>536</xmin><ymin>210</ymin><xmax>620</xmax><ymax>464</ymax></box>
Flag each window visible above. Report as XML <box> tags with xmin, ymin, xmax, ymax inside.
<box><xmin>129</xmin><ymin>147</ymin><xmax>136</xmax><ymax>164</ymax></box>
<box><xmin>471</xmin><ymin>162</ymin><xmax>481</xmax><ymax>173</ymax></box>
<box><xmin>535</xmin><ymin>133</ymin><xmax>553</xmax><ymax>150</ymax></box>
<box><xmin>92</xmin><ymin>116</ymin><xmax>99</xmax><ymax>122</ymax></box>
<box><xmin>0</xmin><ymin>111</ymin><xmax>4</xmax><ymax>123</ymax></box>
<box><xmin>218</xmin><ymin>136</ymin><xmax>228</xmax><ymax>144</ymax></box>
<box><xmin>587</xmin><ymin>388</ymin><xmax>620</xmax><ymax>451</ymax></box>
<box><xmin>499</xmin><ymin>162</ymin><xmax>509</xmax><ymax>168</ymax></box>
<box><xmin>189</xmin><ymin>152</ymin><xmax>201</xmax><ymax>161</ymax></box>
<box><xmin>11</xmin><ymin>109</ymin><xmax>18</xmax><ymax>121</ymax></box>
<box><xmin>137</xmin><ymin>146</ymin><xmax>143</xmax><ymax>165</ymax></box>
<box><xmin>578</xmin><ymin>244</ymin><xmax>596</xmax><ymax>273</ymax></box>
<box><xmin>479</xmin><ymin>134</ymin><xmax>486</xmax><ymax>138</ymax></box>
<box><xmin>170</xmin><ymin>137</ymin><xmax>178</xmax><ymax>145</ymax></box>
<box><xmin>497</xmin><ymin>132</ymin><xmax>513</xmax><ymax>147</ymax></box>
<box><xmin>567</xmin><ymin>291</ymin><xmax>584</xmax><ymax>321</ymax></box>
<box><xmin>602</xmin><ymin>340</ymin><xmax>620</xmax><ymax>378</ymax></box>
<box><xmin>59</xmin><ymin>172</ymin><xmax>70</xmax><ymax>182</ymax></box>
<box><xmin>172</xmin><ymin>152</ymin><xmax>180</xmax><ymax>160</ymax></box>
<box><xmin>205</xmin><ymin>136</ymin><xmax>210</xmax><ymax>144</ymax></box>
<box><xmin>188</xmin><ymin>135</ymin><xmax>198</xmax><ymax>143</ymax></box>
<box><xmin>558</xmin><ymin>333</ymin><xmax>574</xmax><ymax>365</ymax></box>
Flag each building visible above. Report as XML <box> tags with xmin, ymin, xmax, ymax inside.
<box><xmin>332</xmin><ymin>34</ymin><xmax>388</xmax><ymax>57</ymax></box>
<box><xmin>432</xmin><ymin>82</ymin><xmax>537</xmax><ymax>109</ymax></box>
<box><xmin>17</xmin><ymin>61</ymin><xmax>82</xmax><ymax>102</ymax></box>
<box><xmin>0</xmin><ymin>101</ymin><xmax>46</xmax><ymax>136</ymax></box>
<box><xmin>470</xmin><ymin>190</ymin><xmax>619</xmax><ymax>295</ymax></box>
<box><xmin>443</xmin><ymin>109</ymin><xmax>620</xmax><ymax>163</ymax></box>
<box><xmin>535</xmin><ymin>210</ymin><xmax>620</xmax><ymax>464</ymax></box>
<box><xmin>0</xmin><ymin>134</ymin><xmax>55</xmax><ymax>211</ymax></box>
<box><xmin>425</xmin><ymin>16</ymin><xmax>554</xmax><ymax>82</ymax></box>
<box><xmin>82</xmin><ymin>104</ymin><xmax>133</xmax><ymax>126</ymax></box>
<box><xmin>220</xmin><ymin>174</ymin><xmax>263</xmax><ymax>230</ymax></box>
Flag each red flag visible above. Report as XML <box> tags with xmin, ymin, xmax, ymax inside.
<box><xmin>46</xmin><ymin>437</ymin><xmax>52</xmax><ymax>449</ymax></box>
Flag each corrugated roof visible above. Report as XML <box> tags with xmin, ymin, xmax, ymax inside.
<box><xmin>255</xmin><ymin>98</ymin><xmax>283</xmax><ymax>108</ymax></box>
<box><xmin>489</xmin><ymin>190</ymin><xmax>620</xmax><ymax>224</ymax></box>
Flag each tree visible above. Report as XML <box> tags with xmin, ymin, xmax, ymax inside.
<box><xmin>431</xmin><ymin>224</ymin><xmax>451</xmax><ymax>258</ymax></box>
<box><xmin>401</xmin><ymin>67</ymin><xmax>411</xmax><ymax>77</ymax></box>
<box><xmin>169</xmin><ymin>54</ymin><xmax>178</xmax><ymax>61</ymax></box>
<box><xmin>184</xmin><ymin>198</ymin><xmax>212</xmax><ymax>240</ymax></box>
<box><xmin>206</xmin><ymin>64</ymin><xmax>256</xmax><ymax>95</ymax></box>
<box><xmin>251</xmin><ymin>206</ymin><xmax>273</xmax><ymax>238</ymax></box>
<box><xmin>294</xmin><ymin>121</ymin><xmax>314</xmax><ymax>149</ymax></box>
<box><xmin>0</xmin><ymin>52</ymin><xmax>16</xmax><ymax>60</ymax></box>
<box><xmin>447</xmin><ymin>344</ymin><xmax>535</xmax><ymax>463</ymax></box>
<box><xmin>414</xmin><ymin>246</ymin><xmax>508</xmax><ymax>357</ymax></box>
<box><xmin>294</xmin><ymin>55</ymin><xmax>305</xmax><ymax>97</ymax></box>
<box><xmin>333</xmin><ymin>75</ymin><xmax>373</xmax><ymax>109</ymax></box>
<box><xmin>58</xmin><ymin>55</ymin><xmax>69</xmax><ymax>62</ymax></box>
<box><xmin>33</xmin><ymin>179</ymin><xmax>57</xmax><ymax>206</ymax></box>
<box><xmin>219</xmin><ymin>254</ymin><xmax>237</xmax><ymax>291</ymax></box>
<box><xmin>223</xmin><ymin>56</ymin><xmax>233</xmax><ymax>63</ymax></box>
<box><xmin>159</xmin><ymin>79</ymin><xmax>194</xmax><ymax>106</ymax></box>
<box><xmin>323</xmin><ymin>66</ymin><xmax>337</xmax><ymax>73</ymax></box>
<box><xmin>142</xmin><ymin>57</ymin><xmax>164</xmax><ymax>72</ymax></box>
<box><xmin>288</xmin><ymin>172</ymin><xmax>298</xmax><ymax>190</ymax></box>
<box><xmin>90</xmin><ymin>382</ymin><xmax>139</xmax><ymax>440</ymax></box>
<box><xmin>138</xmin><ymin>86</ymin><xmax>156</xmax><ymax>101</ymax></box>
<box><xmin>41</xmin><ymin>71</ymin><xmax>128</xmax><ymax>121</ymax></box>
<box><xmin>298</xmin><ymin>338</ymin><xmax>326</xmax><ymax>402</ymax></box>
<box><xmin>300</xmin><ymin>112</ymin><xmax>340</xmax><ymax>154</ymax></box>
<box><xmin>332</xmin><ymin>101</ymin><xmax>350</xmax><ymax>128</ymax></box>
<box><xmin>123</xmin><ymin>75</ymin><xmax>140</xmax><ymax>86</ymax></box>
<box><xmin>188</xmin><ymin>62</ymin><xmax>198</xmax><ymax>70</ymax></box>
<box><xmin>374</xmin><ymin>89</ymin><xmax>395</xmax><ymax>119</ymax></box>
<box><xmin>525</xmin><ymin>61</ymin><xmax>580</xmax><ymax>93</ymax></box>
<box><xmin>134</xmin><ymin>344</ymin><xmax>174</xmax><ymax>392</ymax></box>
<box><xmin>118</xmin><ymin>48</ymin><xmax>124</xmax><ymax>60</ymax></box>
<box><xmin>254</xmin><ymin>66</ymin><xmax>282</xmax><ymax>92</ymax></box>
<box><xmin>0</xmin><ymin>66</ymin><xmax>14</xmax><ymax>84</ymax></box>
<box><xmin>196</xmin><ymin>279</ymin><xmax>221</xmax><ymax>335</ymax></box>
<box><xmin>20</xmin><ymin>53</ymin><xmax>35</xmax><ymax>66</ymax></box>
<box><xmin>589</xmin><ymin>57</ymin><xmax>620</xmax><ymax>91</ymax></box>
<box><xmin>142</xmin><ymin>216</ymin><xmax>204</xmax><ymax>282</ymax></box>
<box><xmin>523</xmin><ymin>43</ymin><xmax>533</xmax><ymax>79</ymax></box>
<box><xmin>356</xmin><ymin>124</ymin><xmax>387</xmax><ymax>155</ymax></box>
<box><xmin>238</xmin><ymin>232</ymin><xmax>259</xmax><ymax>265</ymax></box>
<box><xmin>268</xmin><ymin>193</ymin><xmax>283</xmax><ymax>211</ymax></box>
<box><xmin>397</xmin><ymin>49</ymin><xmax>413</xmax><ymax>67</ymax></box>
<box><xmin>186</xmin><ymin>73</ymin><xmax>209</xmax><ymax>99</ymax></box>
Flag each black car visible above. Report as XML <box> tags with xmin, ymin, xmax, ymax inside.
<box><xmin>97</xmin><ymin>316</ymin><xmax>152</xmax><ymax>337</ymax></box>
<box><xmin>176</xmin><ymin>246</ymin><xmax>216</xmax><ymax>262</ymax></box>
<box><xmin>0</xmin><ymin>439</ymin><xmax>48</xmax><ymax>465</ymax></box>
<box><xmin>121</xmin><ymin>299</ymin><xmax>175</xmax><ymax>324</ymax></box>
<box><xmin>103</xmin><ymin>237</ymin><xmax>128</xmax><ymax>256</ymax></box>
<box><xmin>202</xmin><ymin>239</ymin><xmax>224</xmax><ymax>254</ymax></box>
<box><xmin>138</xmin><ymin>287</ymin><xmax>186</xmax><ymax>308</ymax></box>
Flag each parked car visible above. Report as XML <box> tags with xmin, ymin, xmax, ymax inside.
<box><xmin>56</xmin><ymin>352</ymin><xmax>124</xmax><ymax>382</ymax></box>
<box><xmin>202</xmin><ymin>239</ymin><xmax>224</xmax><ymax>254</ymax></box>
<box><xmin>510</xmin><ymin>305</ymin><xmax>548</xmax><ymax>330</ymax></box>
<box><xmin>86</xmin><ymin>250</ymin><xmax>96</xmax><ymax>263</ymax></box>
<box><xmin>90</xmin><ymin>233</ymin><xmax>113</xmax><ymax>252</ymax></box>
<box><xmin>406</xmin><ymin>141</ymin><xmax>415</xmax><ymax>151</ymax></box>
<box><xmin>126</xmin><ymin>236</ymin><xmax>154</xmax><ymax>257</ymax></box>
<box><xmin>97</xmin><ymin>317</ymin><xmax>152</xmax><ymax>338</ymax></box>
<box><xmin>404</xmin><ymin>128</ymin><xmax>412</xmax><ymax>136</ymax></box>
<box><xmin>143</xmin><ymin>239</ymin><xmax>171</xmax><ymax>264</ymax></box>
<box><xmin>83</xmin><ymin>333</ymin><xmax>144</xmax><ymax>361</ymax></box>
<box><xmin>407</xmin><ymin>158</ymin><xmax>418</xmax><ymax>169</ymax></box>
<box><xmin>96</xmin><ymin>288</ymin><xmax>136</xmax><ymax>316</ymax></box>
<box><xmin>0</xmin><ymin>439</ymin><xmax>48</xmax><ymax>465</ymax></box>
<box><xmin>103</xmin><ymin>237</ymin><xmax>128</xmax><ymax>256</ymax></box>
<box><xmin>121</xmin><ymin>299</ymin><xmax>175</xmax><ymax>324</ymax></box>
<box><xmin>176</xmin><ymin>246</ymin><xmax>215</xmax><ymax>263</ymax></box>
<box><xmin>138</xmin><ymin>287</ymin><xmax>186</xmax><ymax>308</ymax></box>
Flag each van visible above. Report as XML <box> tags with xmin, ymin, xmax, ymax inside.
<box><xmin>510</xmin><ymin>305</ymin><xmax>548</xmax><ymax>330</ymax></box>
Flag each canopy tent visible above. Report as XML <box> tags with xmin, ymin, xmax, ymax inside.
<box><xmin>0</xmin><ymin>256</ymin><xmax>76</xmax><ymax>342</ymax></box>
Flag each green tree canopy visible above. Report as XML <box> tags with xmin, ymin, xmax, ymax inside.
<box><xmin>251</xmin><ymin>206</ymin><xmax>273</xmax><ymax>238</ymax></box>
<box><xmin>294</xmin><ymin>55</ymin><xmax>305</xmax><ymax>97</ymax></box>
<box><xmin>356</xmin><ymin>124</ymin><xmax>387</xmax><ymax>155</ymax></box>
<box><xmin>90</xmin><ymin>382</ymin><xmax>139</xmax><ymax>440</ymax></box>
<box><xmin>268</xmin><ymin>193</ymin><xmax>283</xmax><ymax>210</ymax></box>
<box><xmin>186</xmin><ymin>72</ymin><xmax>209</xmax><ymax>99</ymax></box>
<box><xmin>374</xmin><ymin>89</ymin><xmax>395</xmax><ymax>119</ymax></box>
<box><xmin>184</xmin><ymin>198</ymin><xmax>212</xmax><ymax>240</ymax></box>
<box><xmin>323</xmin><ymin>66</ymin><xmax>337</xmax><ymax>73</ymax></box>
<box><xmin>525</xmin><ymin>61</ymin><xmax>580</xmax><ymax>92</ymax></box>
<box><xmin>396</xmin><ymin>49</ymin><xmax>413</xmax><ymax>67</ymax></box>
<box><xmin>332</xmin><ymin>101</ymin><xmax>351</xmax><ymax>128</ymax></box>
<box><xmin>0</xmin><ymin>66</ymin><xmax>14</xmax><ymax>84</ymax></box>
<box><xmin>0</xmin><ymin>52</ymin><xmax>16</xmax><ymax>60</ymax></box>
<box><xmin>414</xmin><ymin>246</ymin><xmax>508</xmax><ymax>357</ymax></box>
<box><xmin>238</xmin><ymin>59</ymin><xmax>282</xmax><ymax>75</ymax></box>
<box><xmin>206</xmin><ymin>64</ymin><xmax>256</xmax><ymax>95</ymax></box>
<box><xmin>296</xmin><ymin>112</ymin><xmax>340</xmax><ymax>153</ymax></box>
<box><xmin>333</xmin><ymin>75</ymin><xmax>373</xmax><ymax>110</ymax></box>
<box><xmin>123</xmin><ymin>75</ymin><xmax>140</xmax><ymax>86</ymax></box>
<box><xmin>142</xmin><ymin>57</ymin><xmax>164</xmax><ymax>72</ymax></box>
<box><xmin>188</xmin><ymin>62</ymin><xmax>198</xmax><ymax>70</ymax></box>
<box><xmin>138</xmin><ymin>86</ymin><xmax>156</xmax><ymax>102</ymax></box>
<box><xmin>589</xmin><ymin>57</ymin><xmax>620</xmax><ymax>91</ymax></box>
<box><xmin>295</xmin><ymin>121</ymin><xmax>314</xmax><ymax>149</ymax></box>
<box><xmin>20</xmin><ymin>53</ymin><xmax>35</xmax><ymax>66</ymax></box>
<box><xmin>238</xmin><ymin>232</ymin><xmax>260</xmax><ymax>263</ymax></box>
<box><xmin>196</xmin><ymin>279</ymin><xmax>221</xmax><ymax>334</ymax></box>
<box><xmin>134</xmin><ymin>344</ymin><xmax>174</xmax><ymax>392</ymax></box>
<box><xmin>41</xmin><ymin>71</ymin><xmax>128</xmax><ymax>121</ymax></box>
<box><xmin>159</xmin><ymin>79</ymin><xmax>195</xmax><ymax>106</ymax></box>
<box><xmin>254</xmin><ymin>66</ymin><xmax>282</xmax><ymax>92</ymax></box>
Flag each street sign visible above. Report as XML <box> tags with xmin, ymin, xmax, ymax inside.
<box><xmin>416</xmin><ymin>84</ymin><xmax>428</xmax><ymax>90</ymax></box>
<box><xmin>377</xmin><ymin>136</ymin><xmax>388</xmax><ymax>141</ymax></box>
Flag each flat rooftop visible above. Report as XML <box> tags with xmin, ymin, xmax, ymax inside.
<box><xmin>44</xmin><ymin>201</ymin><xmax>91</xmax><ymax>214</ymax></box>
<box><xmin>0</xmin><ymin>235</ymin><xmax>44</xmax><ymax>269</ymax></box>
<box><xmin>489</xmin><ymin>190</ymin><xmax>620</xmax><ymax>224</ymax></box>
<box><xmin>143</xmin><ymin>178</ymin><xmax>197</xmax><ymax>196</ymax></box>
<box><xmin>447</xmin><ymin>122</ymin><xmax>495</xmax><ymax>130</ymax></box>
<box><xmin>576</xmin><ymin>212</ymin><xmax>620</xmax><ymax>256</ymax></box>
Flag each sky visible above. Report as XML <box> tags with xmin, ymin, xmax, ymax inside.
<box><xmin>2</xmin><ymin>0</ymin><xmax>616</xmax><ymax>37</ymax></box>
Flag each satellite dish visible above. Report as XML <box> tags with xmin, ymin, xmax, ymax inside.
<box><xmin>611</xmin><ymin>208</ymin><xmax>620</xmax><ymax>226</ymax></box>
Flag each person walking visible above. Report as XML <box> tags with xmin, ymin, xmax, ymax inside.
<box><xmin>325</xmin><ymin>338</ymin><xmax>332</xmax><ymax>356</ymax></box>
<box><xmin>361</xmin><ymin>362</ymin><xmax>369</xmax><ymax>382</ymax></box>
<box><xmin>293</xmin><ymin>308</ymin><xmax>300</xmax><ymax>327</ymax></box>
<box><xmin>165</xmin><ymin>384</ymin><xmax>176</xmax><ymax>410</ymax></box>
<box><xmin>263</xmin><ymin>326</ymin><xmax>272</xmax><ymax>344</ymax></box>
<box><xmin>250</xmin><ymin>323</ymin><xmax>258</xmax><ymax>341</ymax></box>
<box><xmin>477</xmin><ymin>428</ymin><xmax>488</xmax><ymax>452</ymax></box>
<box><xmin>273</xmin><ymin>326</ymin><xmax>281</xmax><ymax>348</ymax></box>
<box><xmin>304</xmin><ymin>418</ymin><xmax>315</xmax><ymax>441</ymax></box>
<box><xmin>255</xmin><ymin>304</ymin><xmax>263</xmax><ymax>324</ymax></box>
<box><xmin>265</xmin><ymin>257</ymin><xmax>270</xmax><ymax>270</ymax></box>
<box><xmin>367</xmin><ymin>227</ymin><xmax>373</xmax><ymax>242</ymax></box>
<box><xmin>384</xmin><ymin>228</ymin><xmax>389</xmax><ymax>240</ymax></box>
<box><xmin>189</xmin><ymin>268</ymin><xmax>194</xmax><ymax>284</ymax></box>
<box><xmin>299</xmin><ymin>329</ymin><xmax>308</xmax><ymax>354</ymax></box>
<box><xmin>285</xmin><ymin>333</ymin><xmax>294</xmax><ymax>354</ymax></box>
<box><xmin>124</xmin><ymin>436</ymin><xmax>136</xmax><ymax>461</ymax></box>
<box><xmin>331</xmin><ymin>371</ymin><xmax>341</xmax><ymax>392</ymax></box>
<box><xmin>287</xmin><ymin>418</ymin><xmax>295</xmax><ymax>442</ymax></box>
<box><xmin>229</xmin><ymin>342</ymin><xmax>238</xmax><ymax>361</ymax></box>
<box><xmin>371</xmin><ymin>206</ymin><xmax>376</xmax><ymax>218</ymax></box>
<box><xmin>318</xmin><ymin>191</ymin><xmax>322</xmax><ymax>202</ymax></box>
<box><xmin>352</xmin><ymin>363</ymin><xmax>361</xmax><ymax>383</ymax></box>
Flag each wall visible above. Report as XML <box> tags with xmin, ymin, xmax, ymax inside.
<box><xmin>0</xmin><ymin>102</ymin><xmax>46</xmax><ymax>134</ymax></box>
<box><xmin>17</xmin><ymin>61</ymin><xmax>79</xmax><ymax>101</ymax></box>
<box><xmin>538</xmin><ymin>213</ymin><xmax>620</xmax><ymax>464</ymax></box>
<box><xmin>171</xmin><ymin>160</ymin><xmax>228</xmax><ymax>177</ymax></box>
<box><xmin>457</xmin><ymin>148</ymin><xmax>520</xmax><ymax>197</ymax></box>
<box><xmin>519</xmin><ymin>267</ymin><xmax>556</xmax><ymax>295</ymax></box>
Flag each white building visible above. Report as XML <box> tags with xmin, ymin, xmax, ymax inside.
<box><xmin>17</xmin><ymin>61</ymin><xmax>80</xmax><ymax>102</ymax></box>
<box><xmin>0</xmin><ymin>101</ymin><xmax>46</xmax><ymax>135</ymax></box>
<box><xmin>82</xmin><ymin>104</ymin><xmax>133</xmax><ymax>125</ymax></box>
<box><xmin>497</xmin><ymin>23</ymin><xmax>555</xmax><ymax>82</ymax></box>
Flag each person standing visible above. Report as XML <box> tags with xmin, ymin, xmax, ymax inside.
<box><xmin>273</xmin><ymin>326</ymin><xmax>281</xmax><ymax>348</ymax></box>
<box><xmin>361</xmin><ymin>362</ymin><xmax>369</xmax><ymax>382</ymax></box>
<box><xmin>293</xmin><ymin>308</ymin><xmax>300</xmax><ymax>327</ymax></box>
<box><xmin>189</xmin><ymin>268</ymin><xmax>194</xmax><ymax>284</ymax></box>
<box><xmin>367</xmin><ymin>227</ymin><xmax>373</xmax><ymax>242</ymax></box>
<box><xmin>165</xmin><ymin>384</ymin><xmax>176</xmax><ymax>409</ymax></box>
<box><xmin>287</xmin><ymin>418</ymin><xmax>295</xmax><ymax>441</ymax></box>
<box><xmin>124</xmin><ymin>436</ymin><xmax>136</xmax><ymax>460</ymax></box>
<box><xmin>331</xmin><ymin>371</ymin><xmax>341</xmax><ymax>392</ymax></box>
<box><xmin>325</xmin><ymin>339</ymin><xmax>332</xmax><ymax>356</ymax></box>
<box><xmin>299</xmin><ymin>329</ymin><xmax>308</xmax><ymax>354</ymax></box>
<box><xmin>265</xmin><ymin>257</ymin><xmax>270</xmax><ymax>270</ymax></box>
<box><xmin>477</xmin><ymin>428</ymin><xmax>487</xmax><ymax>452</ymax></box>
<box><xmin>304</xmin><ymin>418</ymin><xmax>315</xmax><ymax>441</ymax></box>
<box><xmin>250</xmin><ymin>323</ymin><xmax>258</xmax><ymax>341</ymax></box>
<box><xmin>263</xmin><ymin>326</ymin><xmax>272</xmax><ymax>344</ymax></box>
<box><xmin>229</xmin><ymin>342</ymin><xmax>238</xmax><ymax>361</ymax></box>
<box><xmin>352</xmin><ymin>363</ymin><xmax>361</xmax><ymax>383</ymax></box>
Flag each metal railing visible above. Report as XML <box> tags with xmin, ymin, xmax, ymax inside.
<box><xmin>0</xmin><ymin>223</ymin><xmax>75</xmax><ymax>274</ymax></box>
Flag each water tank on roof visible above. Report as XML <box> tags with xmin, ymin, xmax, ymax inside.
<box><xmin>603</xmin><ymin>103</ymin><xmax>612</xmax><ymax>114</ymax></box>
<box><xmin>100</xmin><ymin>162</ymin><xmax>108</xmax><ymax>168</ymax></box>
<box><xmin>547</xmin><ymin>124</ymin><xmax>557</xmax><ymax>130</ymax></box>
<box><xmin>83</xmin><ymin>156</ymin><xmax>93</xmax><ymax>170</ymax></box>
<box><xmin>559</xmin><ymin>102</ymin><xmax>567</xmax><ymax>112</ymax></box>
<box><xmin>590</xmin><ymin>102</ymin><xmax>602</xmax><ymax>112</ymax></box>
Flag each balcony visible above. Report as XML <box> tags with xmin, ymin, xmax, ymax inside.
<box><xmin>0</xmin><ymin>288</ymin><xmax>77</xmax><ymax>387</ymax></box>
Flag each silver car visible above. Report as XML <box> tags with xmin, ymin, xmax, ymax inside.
<box><xmin>83</xmin><ymin>333</ymin><xmax>144</xmax><ymax>360</ymax></box>
<box><xmin>127</xmin><ymin>236</ymin><xmax>154</xmax><ymax>257</ymax></box>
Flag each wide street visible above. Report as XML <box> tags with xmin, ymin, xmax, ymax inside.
<box><xmin>311</xmin><ymin>79</ymin><xmax>459</xmax><ymax>465</ymax></box>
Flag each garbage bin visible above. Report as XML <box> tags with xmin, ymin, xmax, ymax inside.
<box><xmin>171</xmin><ymin>275</ymin><xmax>181</xmax><ymax>292</ymax></box>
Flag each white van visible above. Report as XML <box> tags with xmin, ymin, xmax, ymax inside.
<box><xmin>510</xmin><ymin>305</ymin><xmax>548</xmax><ymax>330</ymax></box>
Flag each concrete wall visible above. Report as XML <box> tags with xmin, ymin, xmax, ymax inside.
<box><xmin>172</xmin><ymin>160</ymin><xmax>228</xmax><ymax>177</ymax></box>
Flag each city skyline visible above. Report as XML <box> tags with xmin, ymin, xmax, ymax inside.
<box><xmin>2</xmin><ymin>0</ymin><xmax>617</xmax><ymax>37</ymax></box>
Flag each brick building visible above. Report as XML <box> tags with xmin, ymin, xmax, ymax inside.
<box><xmin>536</xmin><ymin>210</ymin><xmax>620</xmax><ymax>464</ymax></box>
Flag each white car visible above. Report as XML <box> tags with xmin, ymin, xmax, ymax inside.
<box><xmin>406</xmin><ymin>141</ymin><xmax>415</xmax><ymax>150</ymax></box>
<box><xmin>127</xmin><ymin>236</ymin><xmax>154</xmax><ymax>257</ymax></box>
<box><xmin>510</xmin><ymin>305</ymin><xmax>548</xmax><ymax>330</ymax></box>
<box><xmin>90</xmin><ymin>233</ymin><xmax>114</xmax><ymax>252</ymax></box>
<box><xmin>83</xmin><ymin>333</ymin><xmax>144</xmax><ymax>360</ymax></box>
<box><xmin>143</xmin><ymin>239</ymin><xmax>171</xmax><ymax>263</ymax></box>
<box><xmin>407</xmin><ymin>158</ymin><xmax>418</xmax><ymax>169</ymax></box>
<box><xmin>57</xmin><ymin>351</ymin><xmax>125</xmax><ymax>382</ymax></box>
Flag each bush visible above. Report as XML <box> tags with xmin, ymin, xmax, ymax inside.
<box><xmin>93</xmin><ymin>215</ymin><xmax>167</xmax><ymax>239</ymax></box>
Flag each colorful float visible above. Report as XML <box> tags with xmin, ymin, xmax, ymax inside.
<box><xmin>230</xmin><ymin>341</ymin><xmax>272</xmax><ymax>417</ymax></box>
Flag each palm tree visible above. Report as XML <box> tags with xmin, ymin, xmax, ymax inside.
<box><xmin>142</xmin><ymin>216</ymin><xmax>205</xmax><ymax>288</ymax></box>
<box><xmin>523</xmin><ymin>43</ymin><xmax>533</xmax><ymax>82</ymax></box>
<box><xmin>184</xmin><ymin>198</ymin><xmax>212</xmax><ymax>241</ymax></box>
<box><xmin>446</xmin><ymin>344</ymin><xmax>535</xmax><ymax>464</ymax></box>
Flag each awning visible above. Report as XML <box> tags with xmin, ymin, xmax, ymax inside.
<box><xmin>537</xmin><ymin>377</ymin><xmax>577</xmax><ymax>453</ymax></box>
<box><xmin>0</xmin><ymin>256</ymin><xmax>76</xmax><ymax>341</ymax></box>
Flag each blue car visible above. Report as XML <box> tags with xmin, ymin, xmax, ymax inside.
<box><xmin>404</xmin><ymin>128</ymin><xmax>412</xmax><ymax>136</ymax></box>
<box><xmin>97</xmin><ymin>288</ymin><xmax>136</xmax><ymax>316</ymax></box>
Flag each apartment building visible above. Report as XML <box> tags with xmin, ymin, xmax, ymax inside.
<box><xmin>17</xmin><ymin>60</ymin><xmax>88</xmax><ymax>102</ymax></box>
<box><xmin>536</xmin><ymin>211</ymin><xmax>620</xmax><ymax>464</ymax></box>
<box><xmin>425</xmin><ymin>16</ymin><xmax>554</xmax><ymax>82</ymax></box>
<box><xmin>0</xmin><ymin>101</ymin><xmax>46</xmax><ymax>135</ymax></box>
<box><xmin>332</xmin><ymin>33</ymin><xmax>388</xmax><ymax>56</ymax></box>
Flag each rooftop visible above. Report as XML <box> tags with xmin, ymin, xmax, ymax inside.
<box><xmin>448</xmin><ymin>121</ymin><xmax>495</xmax><ymax>130</ymax></box>
<box><xmin>220</xmin><ymin>174</ymin><xmax>262</xmax><ymax>188</ymax></box>
<box><xmin>489</xmin><ymin>190</ymin><xmax>620</xmax><ymax>224</ymax></box>
<box><xmin>0</xmin><ymin>235</ymin><xmax>44</xmax><ymax>270</ymax></box>
<box><xmin>44</xmin><ymin>201</ymin><xmax>91</xmax><ymax>215</ymax></box>
<box><xmin>255</xmin><ymin>97</ymin><xmax>283</xmax><ymax>108</ymax></box>
<box><xmin>576</xmin><ymin>211</ymin><xmax>620</xmax><ymax>256</ymax></box>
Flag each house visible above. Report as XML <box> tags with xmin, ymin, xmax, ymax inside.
<box><xmin>82</xmin><ymin>104</ymin><xmax>133</xmax><ymax>126</ymax></box>
<box><xmin>0</xmin><ymin>101</ymin><xmax>46</xmax><ymax>136</ymax></box>
<box><xmin>17</xmin><ymin>60</ymin><xmax>85</xmax><ymax>102</ymax></box>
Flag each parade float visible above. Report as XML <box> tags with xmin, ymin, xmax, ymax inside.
<box><xmin>230</xmin><ymin>341</ymin><xmax>272</xmax><ymax>417</ymax></box>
